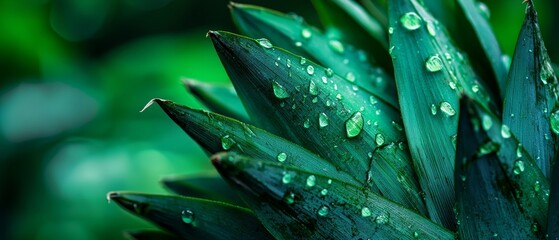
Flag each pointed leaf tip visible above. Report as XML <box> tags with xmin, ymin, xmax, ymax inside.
<box><xmin>141</xmin><ymin>98</ymin><xmax>169</xmax><ymax>113</ymax></box>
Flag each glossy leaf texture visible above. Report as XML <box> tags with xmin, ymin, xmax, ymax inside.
<box><xmin>124</xmin><ymin>230</ymin><xmax>182</xmax><ymax>240</ymax></box>
<box><xmin>108</xmin><ymin>192</ymin><xmax>273</xmax><ymax>240</ymax></box>
<box><xmin>549</xmin><ymin>155</ymin><xmax>559</xmax><ymax>239</ymax></box>
<box><xmin>209</xmin><ymin>31</ymin><xmax>426</xmax><ymax>215</ymax></box>
<box><xmin>455</xmin><ymin>97</ymin><xmax>538</xmax><ymax>239</ymax></box>
<box><xmin>502</xmin><ymin>1</ymin><xmax>559</xmax><ymax>178</ymax></box>
<box><xmin>212</xmin><ymin>152</ymin><xmax>454</xmax><ymax>240</ymax></box>
<box><xmin>454</xmin><ymin>0</ymin><xmax>508</xmax><ymax>99</ymax></box>
<box><xmin>150</xmin><ymin>99</ymin><xmax>358</xmax><ymax>186</ymax></box>
<box><xmin>230</xmin><ymin>3</ymin><xmax>398</xmax><ymax>108</ymax></box>
<box><xmin>162</xmin><ymin>173</ymin><xmax>244</xmax><ymax>206</ymax></box>
<box><xmin>310</xmin><ymin>0</ymin><xmax>393</xmax><ymax>74</ymax></box>
<box><xmin>183</xmin><ymin>79</ymin><xmax>250</xmax><ymax>123</ymax></box>
<box><xmin>388</xmin><ymin>0</ymin><xmax>494</xmax><ymax>229</ymax></box>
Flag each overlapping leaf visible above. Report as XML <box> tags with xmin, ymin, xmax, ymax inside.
<box><xmin>108</xmin><ymin>192</ymin><xmax>273</xmax><ymax>240</ymax></box>
<box><xmin>212</xmin><ymin>152</ymin><xmax>454</xmax><ymax>240</ymax></box>
<box><xmin>162</xmin><ymin>173</ymin><xmax>244</xmax><ymax>206</ymax></box>
<box><xmin>230</xmin><ymin>3</ymin><xmax>398</xmax><ymax>108</ymax></box>
<box><xmin>549</xmin><ymin>157</ymin><xmax>559</xmax><ymax>238</ymax></box>
<box><xmin>209</xmin><ymin>31</ymin><xmax>426</xmax><ymax>214</ymax></box>
<box><xmin>455</xmin><ymin>98</ymin><xmax>538</xmax><ymax>239</ymax></box>
<box><xmin>124</xmin><ymin>230</ymin><xmax>181</xmax><ymax>240</ymax></box>
<box><xmin>502</xmin><ymin>0</ymin><xmax>558</xmax><ymax>178</ymax></box>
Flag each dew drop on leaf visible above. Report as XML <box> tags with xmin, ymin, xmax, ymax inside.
<box><xmin>277</xmin><ymin>152</ymin><xmax>287</xmax><ymax>162</ymax></box>
<box><xmin>221</xmin><ymin>135</ymin><xmax>235</xmax><ymax>150</ymax></box>
<box><xmin>482</xmin><ymin>114</ymin><xmax>493</xmax><ymax>130</ymax></box>
<box><xmin>400</xmin><ymin>12</ymin><xmax>422</xmax><ymax>30</ymax></box>
<box><xmin>439</xmin><ymin>102</ymin><xmax>456</xmax><ymax>116</ymax></box>
<box><xmin>282</xmin><ymin>172</ymin><xmax>292</xmax><ymax>184</ymax></box>
<box><xmin>345</xmin><ymin>112</ymin><xmax>364</xmax><ymax>138</ymax></box>
<box><xmin>388</xmin><ymin>27</ymin><xmax>394</xmax><ymax>34</ymax></box>
<box><xmin>306</xmin><ymin>175</ymin><xmax>316</xmax><ymax>187</ymax></box>
<box><xmin>320</xmin><ymin>189</ymin><xmax>328</xmax><ymax>196</ymax></box>
<box><xmin>306</xmin><ymin>65</ymin><xmax>315</xmax><ymax>75</ymax></box>
<box><xmin>513</xmin><ymin>159</ymin><xmax>525</xmax><ymax>175</ymax></box>
<box><xmin>375</xmin><ymin>133</ymin><xmax>385</xmax><ymax>146</ymax></box>
<box><xmin>516</xmin><ymin>144</ymin><xmax>523</xmax><ymax>158</ymax></box>
<box><xmin>550</xmin><ymin>108</ymin><xmax>559</xmax><ymax>134</ymax></box>
<box><xmin>301</xmin><ymin>28</ymin><xmax>312</xmax><ymax>39</ymax></box>
<box><xmin>534</xmin><ymin>181</ymin><xmax>541</xmax><ymax>192</ymax></box>
<box><xmin>501</xmin><ymin>125</ymin><xmax>511</xmax><ymax>138</ymax></box>
<box><xmin>300</xmin><ymin>57</ymin><xmax>307</xmax><ymax>65</ymax></box>
<box><xmin>256</xmin><ymin>38</ymin><xmax>273</xmax><ymax>48</ymax></box>
<box><xmin>325</xmin><ymin>68</ymin><xmax>334</xmax><ymax>77</ymax></box>
<box><xmin>328</xmin><ymin>39</ymin><xmax>344</xmax><ymax>54</ymax></box>
<box><xmin>425</xmin><ymin>55</ymin><xmax>444</xmax><ymax>72</ymax></box>
<box><xmin>375</xmin><ymin>213</ymin><xmax>389</xmax><ymax>224</ymax></box>
<box><xmin>303</xmin><ymin>119</ymin><xmax>311</xmax><ymax>128</ymax></box>
<box><xmin>430</xmin><ymin>104</ymin><xmax>437</xmax><ymax>115</ymax></box>
<box><xmin>181</xmin><ymin>209</ymin><xmax>195</xmax><ymax>224</ymax></box>
<box><xmin>345</xmin><ymin>72</ymin><xmax>356</xmax><ymax>82</ymax></box>
<box><xmin>426</xmin><ymin>21</ymin><xmax>436</xmax><ymax>36</ymax></box>
<box><xmin>477</xmin><ymin>2</ymin><xmax>491</xmax><ymax>20</ymax></box>
<box><xmin>283</xmin><ymin>191</ymin><xmax>295</xmax><ymax>205</ymax></box>
<box><xmin>361</xmin><ymin>207</ymin><xmax>372</xmax><ymax>217</ymax></box>
<box><xmin>272</xmin><ymin>81</ymin><xmax>290</xmax><ymax>99</ymax></box>
<box><xmin>309</xmin><ymin>80</ymin><xmax>318</xmax><ymax>95</ymax></box>
<box><xmin>319</xmin><ymin>113</ymin><xmax>329</xmax><ymax>128</ymax></box>
<box><xmin>317</xmin><ymin>205</ymin><xmax>330</xmax><ymax>217</ymax></box>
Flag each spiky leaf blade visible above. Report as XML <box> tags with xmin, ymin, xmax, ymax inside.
<box><xmin>209</xmin><ymin>31</ymin><xmax>426</xmax><ymax>214</ymax></box>
<box><xmin>162</xmin><ymin>174</ymin><xmax>244</xmax><ymax>205</ymax></box>
<box><xmin>311</xmin><ymin>0</ymin><xmax>393</xmax><ymax>73</ymax></box>
<box><xmin>212</xmin><ymin>152</ymin><xmax>454</xmax><ymax>240</ymax></box>
<box><xmin>502</xmin><ymin>0</ymin><xmax>559</xmax><ymax>178</ymax></box>
<box><xmin>150</xmin><ymin>99</ymin><xmax>358</xmax><ymax>185</ymax></box>
<box><xmin>230</xmin><ymin>3</ymin><xmax>398</xmax><ymax>108</ymax></box>
<box><xmin>124</xmin><ymin>230</ymin><xmax>182</xmax><ymax>240</ymax></box>
<box><xmin>108</xmin><ymin>192</ymin><xmax>272</xmax><ymax>240</ymax></box>
<box><xmin>455</xmin><ymin>97</ymin><xmax>537</xmax><ymax>239</ymax></box>
<box><xmin>183</xmin><ymin>79</ymin><xmax>250</xmax><ymax>123</ymax></box>
<box><xmin>549</xmin><ymin>155</ymin><xmax>559</xmax><ymax>238</ymax></box>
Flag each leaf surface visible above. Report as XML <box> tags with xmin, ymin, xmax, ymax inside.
<box><xmin>162</xmin><ymin>173</ymin><xmax>244</xmax><ymax>206</ymax></box>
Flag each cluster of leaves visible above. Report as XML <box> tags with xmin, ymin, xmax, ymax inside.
<box><xmin>109</xmin><ymin>0</ymin><xmax>559</xmax><ymax>239</ymax></box>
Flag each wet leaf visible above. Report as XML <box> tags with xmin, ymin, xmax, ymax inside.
<box><xmin>108</xmin><ymin>192</ymin><xmax>273</xmax><ymax>240</ymax></box>
<box><xmin>150</xmin><ymin>99</ymin><xmax>358</xmax><ymax>185</ymax></box>
<box><xmin>161</xmin><ymin>173</ymin><xmax>244</xmax><ymax>206</ymax></box>
<box><xmin>455</xmin><ymin>97</ymin><xmax>537</xmax><ymax>239</ymax></box>
<box><xmin>183</xmin><ymin>79</ymin><xmax>250</xmax><ymax>123</ymax></box>
<box><xmin>311</xmin><ymin>0</ymin><xmax>393</xmax><ymax>73</ymax></box>
<box><xmin>549</xmin><ymin>157</ymin><xmax>559</xmax><ymax>239</ymax></box>
<box><xmin>209</xmin><ymin>31</ymin><xmax>426</xmax><ymax>214</ymax></box>
<box><xmin>230</xmin><ymin>3</ymin><xmax>398</xmax><ymax>108</ymax></box>
<box><xmin>124</xmin><ymin>230</ymin><xmax>182</xmax><ymax>240</ymax></box>
<box><xmin>212</xmin><ymin>152</ymin><xmax>454</xmax><ymax>240</ymax></box>
<box><xmin>502</xmin><ymin>0</ymin><xmax>559</xmax><ymax>178</ymax></box>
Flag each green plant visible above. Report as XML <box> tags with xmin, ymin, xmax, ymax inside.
<box><xmin>108</xmin><ymin>0</ymin><xmax>559</xmax><ymax>239</ymax></box>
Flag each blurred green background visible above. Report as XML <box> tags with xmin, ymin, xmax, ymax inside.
<box><xmin>0</xmin><ymin>0</ymin><xmax>556</xmax><ymax>239</ymax></box>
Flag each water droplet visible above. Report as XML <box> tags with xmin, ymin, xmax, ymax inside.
<box><xmin>375</xmin><ymin>213</ymin><xmax>389</xmax><ymax>224</ymax></box>
<box><xmin>345</xmin><ymin>112</ymin><xmax>364</xmax><ymax>138</ymax></box>
<box><xmin>221</xmin><ymin>135</ymin><xmax>235</xmax><ymax>150</ymax></box>
<box><xmin>501</xmin><ymin>125</ymin><xmax>511</xmax><ymax>138</ymax></box>
<box><xmin>477</xmin><ymin>2</ymin><xmax>491</xmax><ymax>19</ymax></box>
<box><xmin>301</xmin><ymin>28</ymin><xmax>312</xmax><ymax>39</ymax></box>
<box><xmin>513</xmin><ymin>160</ymin><xmax>525</xmax><ymax>175</ymax></box>
<box><xmin>388</xmin><ymin>27</ymin><xmax>394</xmax><ymax>34</ymax></box>
<box><xmin>413</xmin><ymin>231</ymin><xmax>419</xmax><ymax>238</ymax></box>
<box><xmin>303</xmin><ymin>119</ymin><xmax>311</xmax><ymax>128</ymax></box>
<box><xmin>286</xmin><ymin>59</ymin><xmax>291</xmax><ymax>68</ymax></box>
<box><xmin>281</xmin><ymin>173</ymin><xmax>293</xmax><ymax>184</ymax></box>
<box><xmin>306</xmin><ymin>175</ymin><xmax>316</xmax><ymax>187</ymax></box>
<box><xmin>320</xmin><ymin>189</ymin><xmax>328</xmax><ymax>196</ymax></box>
<box><xmin>478</xmin><ymin>141</ymin><xmax>499</xmax><ymax>156</ymax></box>
<box><xmin>181</xmin><ymin>209</ymin><xmax>195</xmax><ymax>224</ymax></box>
<box><xmin>327</xmin><ymin>179</ymin><xmax>332</xmax><ymax>184</ymax></box>
<box><xmin>392</xmin><ymin>121</ymin><xmax>403</xmax><ymax>131</ymax></box>
<box><xmin>550</xmin><ymin>109</ymin><xmax>559</xmax><ymax>134</ymax></box>
<box><xmin>540</xmin><ymin>61</ymin><xmax>554</xmax><ymax>85</ymax></box>
<box><xmin>300</xmin><ymin>57</ymin><xmax>307</xmax><ymax>65</ymax></box>
<box><xmin>256</xmin><ymin>38</ymin><xmax>273</xmax><ymax>48</ymax></box>
<box><xmin>425</xmin><ymin>55</ymin><xmax>444</xmax><ymax>72</ymax></box>
<box><xmin>482</xmin><ymin>114</ymin><xmax>493</xmax><ymax>130</ymax></box>
<box><xmin>472</xmin><ymin>85</ymin><xmax>480</xmax><ymax>93</ymax></box>
<box><xmin>345</xmin><ymin>72</ymin><xmax>356</xmax><ymax>82</ymax></box>
<box><xmin>328</xmin><ymin>39</ymin><xmax>344</xmax><ymax>54</ymax></box>
<box><xmin>361</xmin><ymin>207</ymin><xmax>372</xmax><ymax>217</ymax></box>
<box><xmin>426</xmin><ymin>21</ymin><xmax>436</xmax><ymax>36</ymax></box>
<box><xmin>306</xmin><ymin>65</ymin><xmax>315</xmax><ymax>75</ymax></box>
<box><xmin>309</xmin><ymin>80</ymin><xmax>318</xmax><ymax>95</ymax></box>
<box><xmin>272</xmin><ymin>81</ymin><xmax>290</xmax><ymax>99</ymax></box>
<box><xmin>430</xmin><ymin>104</ymin><xmax>437</xmax><ymax>115</ymax></box>
<box><xmin>312</xmin><ymin>97</ymin><xmax>318</xmax><ymax>103</ymax></box>
<box><xmin>451</xmin><ymin>134</ymin><xmax>457</xmax><ymax>147</ymax></box>
<box><xmin>449</xmin><ymin>81</ymin><xmax>457</xmax><ymax>90</ymax></box>
<box><xmin>319</xmin><ymin>113</ymin><xmax>329</xmax><ymax>128</ymax></box>
<box><xmin>283</xmin><ymin>191</ymin><xmax>295</xmax><ymax>204</ymax></box>
<box><xmin>534</xmin><ymin>180</ymin><xmax>541</xmax><ymax>192</ymax></box>
<box><xmin>318</xmin><ymin>205</ymin><xmax>329</xmax><ymax>216</ymax></box>
<box><xmin>336</xmin><ymin>93</ymin><xmax>343</xmax><ymax>100</ymax></box>
<box><xmin>375</xmin><ymin>133</ymin><xmax>385</xmax><ymax>146</ymax></box>
<box><xmin>400</xmin><ymin>12</ymin><xmax>422</xmax><ymax>30</ymax></box>
<box><xmin>398</xmin><ymin>142</ymin><xmax>406</xmax><ymax>151</ymax></box>
<box><xmin>439</xmin><ymin>102</ymin><xmax>456</xmax><ymax>116</ymax></box>
<box><xmin>277</xmin><ymin>152</ymin><xmax>287</xmax><ymax>162</ymax></box>
<box><xmin>516</xmin><ymin>144</ymin><xmax>523</xmax><ymax>158</ymax></box>
<box><xmin>325</xmin><ymin>68</ymin><xmax>334</xmax><ymax>77</ymax></box>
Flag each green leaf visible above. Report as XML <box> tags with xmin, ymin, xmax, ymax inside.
<box><xmin>423</xmin><ymin>0</ymin><xmax>456</xmax><ymax>32</ymax></box>
<box><xmin>388</xmin><ymin>0</ymin><xmax>497</xmax><ymax>228</ymax></box>
<box><xmin>108</xmin><ymin>192</ymin><xmax>273</xmax><ymax>240</ymax></box>
<box><xmin>150</xmin><ymin>99</ymin><xmax>359</xmax><ymax>186</ymax></box>
<box><xmin>212</xmin><ymin>152</ymin><xmax>454</xmax><ymax>240</ymax></box>
<box><xmin>359</xmin><ymin>0</ymin><xmax>388</xmax><ymax>28</ymax></box>
<box><xmin>162</xmin><ymin>173</ymin><xmax>244</xmax><ymax>206</ymax></box>
<box><xmin>502</xmin><ymin>0</ymin><xmax>558</xmax><ymax>178</ymax></box>
<box><xmin>124</xmin><ymin>230</ymin><xmax>182</xmax><ymax>240</ymax></box>
<box><xmin>455</xmin><ymin>0</ymin><xmax>508</xmax><ymax>99</ymax></box>
<box><xmin>230</xmin><ymin>3</ymin><xmax>398</xmax><ymax>108</ymax></box>
<box><xmin>455</xmin><ymin>97</ymin><xmax>538</xmax><ymax>239</ymax></box>
<box><xmin>209</xmin><ymin>31</ymin><xmax>426</xmax><ymax>214</ymax></box>
<box><xmin>311</xmin><ymin>0</ymin><xmax>393</xmax><ymax>73</ymax></box>
<box><xmin>183</xmin><ymin>78</ymin><xmax>250</xmax><ymax>123</ymax></box>
<box><xmin>549</xmin><ymin>157</ymin><xmax>559</xmax><ymax>238</ymax></box>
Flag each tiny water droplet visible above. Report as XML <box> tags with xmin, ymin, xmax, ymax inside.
<box><xmin>294</xmin><ymin>41</ymin><xmax>302</xmax><ymax>47</ymax></box>
<box><xmin>345</xmin><ymin>112</ymin><xmax>364</xmax><ymax>138</ymax></box>
<box><xmin>325</xmin><ymin>68</ymin><xmax>334</xmax><ymax>77</ymax></box>
<box><xmin>550</xmin><ymin>109</ymin><xmax>559</xmax><ymax>134</ymax></box>
<box><xmin>304</xmin><ymin>119</ymin><xmax>311</xmax><ymax>128</ymax></box>
<box><xmin>272</xmin><ymin>81</ymin><xmax>290</xmax><ymax>99</ymax></box>
<box><xmin>306</xmin><ymin>65</ymin><xmax>315</xmax><ymax>75</ymax></box>
<box><xmin>361</xmin><ymin>207</ymin><xmax>372</xmax><ymax>217</ymax></box>
<box><xmin>336</xmin><ymin>93</ymin><xmax>343</xmax><ymax>100</ymax></box>
<box><xmin>181</xmin><ymin>209</ymin><xmax>195</xmax><ymax>224</ymax></box>
<box><xmin>482</xmin><ymin>114</ymin><xmax>493</xmax><ymax>130</ymax></box>
<box><xmin>516</xmin><ymin>144</ymin><xmax>523</xmax><ymax>158</ymax></box>
<box><xmin>300</xmin><ymin>57</ymin><xmax>307</xmax><ymax>65</ymax></box>
<box><xmin>306</xmin><ymin>175</ymin><xmax>316</xmax><ymax>187</ymax></box>
<box><xmin>277</xmin><ymin>152</ymin><xmax>287</xmax><ymax>162</ymax></box>
<box><xmin>256</xmin><ymin>38</ymin><xmax>273</xmax><ymax>48</ymax></box>
<box><xmin>426</xmin><ymin>21</ymin><xmax>436</xmax><ymax>36</ymax></box>
<box><xmin>309</xmin><ymin>80</ymin><xmax>318</xmax><ymax>95</ymax></box>
<box><xmin>221</xmin><ymin>135</ymin><xmax>235</xmax><ymax>150</ymax></box>
<box><xmin>477</xmin><ymin>2</ymin><xmax>491</xmax><ymax>19</ymax></box>
<box><xmin>301</xmin><ymin>28</ymin><xmax>312</xmax><ymax>39</ymax></box>
<box><xmin>320</xmin><ymin>189</ymin><xmax>328</xmax><ymax>196</ymax></box>
<box><xmin>282</xmin><ymin>172</ymin><xmax>292</xmax><ymax>184</ymax></box>
<box><xmin>501</xmin><ymin>125</ymin><xmax>511</xmax><ymax>138</ymax></box>
<box><xmin>327</xmin><ymin>179</ymin><xmax>332</xmax><ymax>184</ymax></box>
<box><xmin>534</xmin><ymin>181</ymin><xmax>541</xmax><ymax>192</ymax></box>
<box><xmin>328</xmin><ymin>39</ymin><xmax>345</xmax><ymax>54</ymax></box>
<box><xmin>388</xmin><ymin>27</ymin><xmax>394</xmax><ymax>34</ymax></box>
<box><xmin>345</xmin><ymin>72</ymin><xmax>356</xmax><ymax>82</ymax></box>
<box><xmin>478</xmin><ymin>141</ymin><xmax>499</xmax><ymax>156</ymax></box>
<box><xmin>283</xmin><ymin>191</ymin><xmax>295</xmax><ymax>204</ymax></box>
<box><xmin>391</xmin><ymin>121</ymin><xmax>403</xmax><ymax>131</ymax></box>
<box><xmin>286</xmin><ymin>59</ymin><xmax>291</xmax><ymax>68</ymax></box>
<box><xmin>513</xmin><ymin>160</ymin><xmax>525</xmax><ymax>175</ymax></box>
<box><xmin>449</xmin><ymin>81</ymin><xmax>457</xmax><ymax>90</ymax></box>
<box><xmin>413</xmin><ymin>231</ymin><xmax>419</xmax><ymax>238</ymax></box>
<box><xmin>425</xmin><ymin>55</ymin><xmax>444</xmax><ymax>72</ymax></box>
<box><xmin>472</xmin><ymin>85</ymin><xmax>480</xmax><ymax>93</ymax></box>
<box><xmin>400</xmin><ymin>12</ymin><xmax>422</xmax><ymax>30</ymax></box>
<box><xmin>430</xmin><ymin>104</ymin><xmax>437</xmax><ymax>115</ymax></box>
<box><xmin>318</xmin><ymin>205</ymin><xmax>329</xmax><ymax>216</ymax></box>
<box><xmin>439</xmin><ymin>102</ymin><xmax>456</xmax><ymax>116</ymax></box>
<box><xmin>375</xmin><ymin>133</ymin><xmax>385</xmax><ymax>146</ymax></box>
<box><xmin>319</xmin><ymin>113</ymin><xmax>329</xmax><ymax>128</ymax></box>
<box><xmin>375</xmin><ymin>214</ymin><xmax>389</xmax><ymax>224</ymax></box>
<box><xmin>540</xmin><ymin>61</ymin><xmax>554</xmax><ymax>85</ymax></box>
